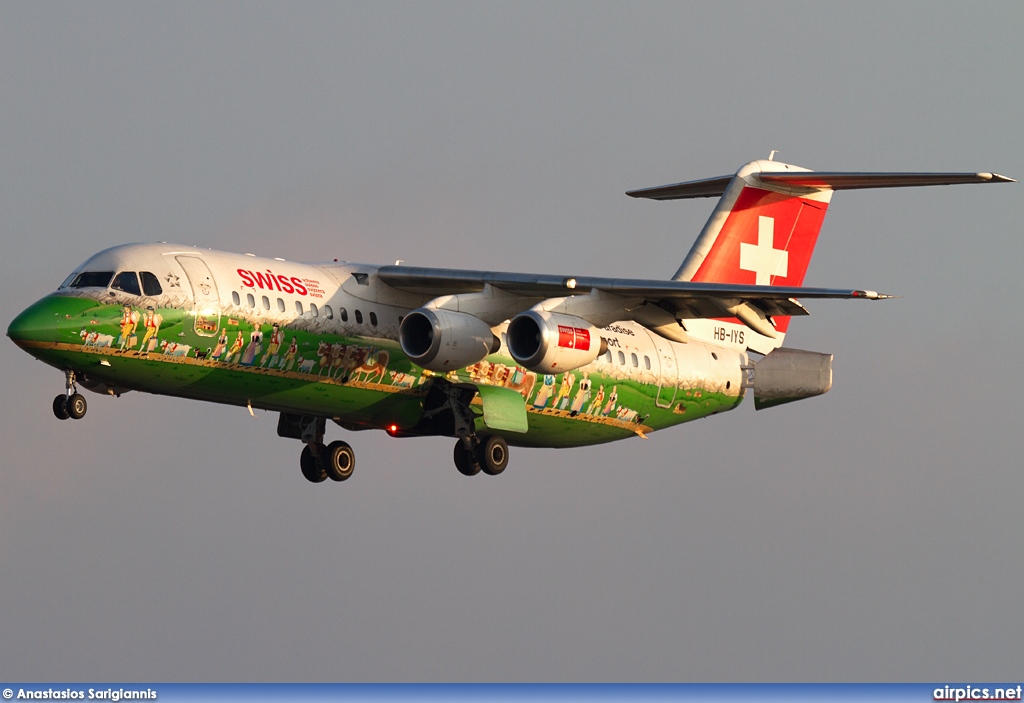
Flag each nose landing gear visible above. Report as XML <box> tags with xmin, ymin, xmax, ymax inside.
<box><xmin>53</xmin><ymin>370</ymin><xmax>87</xmax><ymax>420</ymax></box>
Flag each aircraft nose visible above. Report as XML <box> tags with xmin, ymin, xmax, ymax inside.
<box><xmin>7</xmin><ymin>297</ymin><xmax>62</xmax><ymax>347</ymax></box>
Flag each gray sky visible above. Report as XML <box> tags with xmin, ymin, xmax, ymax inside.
<box><xmin>2</xmin><ymin>1</ymin><xmax>1022</xmax><ymax>682</ymax></box>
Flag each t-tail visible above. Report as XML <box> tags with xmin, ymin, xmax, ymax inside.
<box><xmin>628</xmin><ymin>158</ymin><xmax>1014</xmax><ymax>353</ymax></box>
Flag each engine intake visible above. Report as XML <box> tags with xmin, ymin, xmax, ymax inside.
<box><xmin>506</xmin><ymin>310</ymin><xmax>605</xmax><ymax>374</ymax></box>
<box><xmin>399</xmin><ymin>308</ymin><xmax>499</xmax><ymax>372</ymax></box>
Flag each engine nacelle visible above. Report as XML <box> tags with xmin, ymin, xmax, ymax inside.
<box><xmin>399</xmin><ymin>308</ymin><xmax>500</xmax><ymax>372</ymax></box>
<box><xmin>506</xmin><ymin>310</ymin><xmax>604</xmax><ymax>374</ymax></box>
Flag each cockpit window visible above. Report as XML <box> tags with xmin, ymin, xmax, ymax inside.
<box><xmin>59</xmin><ymin>273</ymin><xmax>77</xmax><ymax>289</ymax></box>
<box><xmin>111</xmin><ymin>271</ymin><xmax>142</xmax><ymax>296</ymax></box>
<box><xmin>69</xmin><ymin>271</ymin><xmax>114</xmax><ymax>289</ymax></box>
<box><xmin>140</xmin><ymin>271</ymin><xmax>163</xmax><ymax>296</ymax></box>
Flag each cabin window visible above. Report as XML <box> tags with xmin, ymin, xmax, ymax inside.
<box><xmin>601</xmin><ymin>351</ymin><xmax>612</xmax><ymax>364</ymax></box>
<box><xmin>246</xmin><ymin>293</ymin><xmax>255</xmax><ymax>308</ymax></box>
<box><xmin>232</xmin><ymin>291</ymin><xmax>241</xmax><ymax>306</ymax></box>
<box><xmin>111</xmin><ymin>271</ymin><xmax>142</xmax><ymax>296</ymax></box>
<box><xmin>711</xmin><ymin>352</ymin><xmax>718</xmax><ymax>361</ymax></box>
<box><xmin>355</xmin><ymin>310</ymin><xmax>363</xmax><ymax>324</ymax></box>
<box><xmin>617</xmin><ymin>351</ymin><xmax>625</xmax><ymax>365</ymax></box>
<box><xmin>340</xmin><ymin>308</ymin><xmax>348</xmax><ymax>322</ymax></box>
<box><xmin>631</xmin><ymin>353</ymin><xmax>638</xmax><ymax>367</ymax></box>
<box><xmin>310</xmin><ymin>303</ymin><xmax>318</xmax><ymax>317</ymax></box>
<box><xmin>644</xmin><ymin>355</ymin><xmax>651</xmax><ymax>370</ymax></box>
<box><xmin>69</xmin><ymin>271</ymin><xmax>114</xmax><ymax>289</ymax></box>
<box><xmin>370</xmin><ymin>311</ymin><xmax>378</xmax><ymax>327</ymax></box>
<box><xmin>324</xmin><ymin>305</ymin><xmax>334</xmax><ymax>320</ymax></box>
<box><xmin>261</xmin><ymin>295</ymin><xmax>270</xmax><ymax>310</ymax></box>
<box><xmin>140</xmin><ymin>271</ymin><xmax>163</xmax><ymax>296</ymax></box>
<box><xmin>277</xmin><ymin>298</ymin><xmax>285</xmax><ymax>313</ymax></box>
<box><xmin>295</xmin><ymin>301</ymin><xmax>303</xmax><ymax>315</ymax></box>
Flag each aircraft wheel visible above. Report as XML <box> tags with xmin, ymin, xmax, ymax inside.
<box><xmin>67</xmin><ymin>393</ymin><xmax>88</xmax><ymax>420</ymax></box>
<box><xmin>53</xmin><ymin>395</ymin><xmax>70</xmax><ymax>420</ymax></box>
<box><xmin>478</xmin><ymin>435</ymin><xmax>509</xmax><ymax>476</ymax></box>
<box><xmin>300</xmin><ymin>443</ymin><xmax>328</xmax><ymax>483</ymax></box>
<box><xmin>324</xmin><ymin>440</ymin><xmax>355</xmax><ymax>482</ymax></box>
<box><xmin>454</xmin><ymin>441</ymin><xmax>481</xmax><ymax>476</ymax></box>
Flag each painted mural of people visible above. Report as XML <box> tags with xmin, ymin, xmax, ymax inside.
<box><xmin>533</xmin><ymin>374</ymin><xmax>555</xmax><ymax>409</ymax></box>
<box><xmin>137</xmin><ymin>306</ymin><xmax>162</xmax><ymax>356</ymax></box>
<box><xmin>586</xmin><ymin>384</ymin><xmax>605</xmax><ymax>416</ymax></box>
<box><xmin>241</xmin><ymin>325</ymin><xmax>263</xmax><ymax>366</ymax></box>
<box><xmin>570</xmin><ymin>371</ymin><xmax>591</xmax><ymax>417</ymax></box>
<box><xmin>260</xmin><ymin>323</ymin><xmax>282</xmax><ymax>368</ymax></box>
<box><xmin>279</xmin><ymin>337</ymin><xmax>298</xmax><ymax>371</ymax></box>
<box><xmin>117</xmin><ymin>303</ymin><xmax>140</xmax><ymax>352</ymax></box>
<box><xmin>211</xmin><ymin>329</ymin><xmax>229</xmax><ymax>360</ymax></box>
<box><xmin>603</xmin><ymin>386</ymin><xmax>618</xmax><ymax>416</ymax></box>
<box><xmin>225</xmin><ymin>330</ymin><xmax>245</xmax><ymax>364</ymax></box>
<box><xmin>555</xmin><ymin>372</ymin><xmax>575</xmax><ymax>411</ymax></box>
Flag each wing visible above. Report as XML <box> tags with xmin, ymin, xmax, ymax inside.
<box><xmin>376</xmin><ymin>265</ymin><xmax>891</xmax><ymax>340</ymax></box>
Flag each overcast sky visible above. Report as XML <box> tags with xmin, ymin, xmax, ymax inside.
<box><xmin>1</xmin><ymin>1</ymin><xmax>1021</xmax><ymax>682</ymax></box>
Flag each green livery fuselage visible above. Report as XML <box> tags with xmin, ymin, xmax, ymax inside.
<box><xmin>8</xmin><ymin>244</ymin><xmax>747</xmax><ymax>449</ymax></box>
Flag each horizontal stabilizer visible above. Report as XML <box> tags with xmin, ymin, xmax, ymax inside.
<box><xmin>627</xmin><ymin>169</ymin><xmax>1013</xmax><ymax>201</ymax></box>
<box><xmin>626</xmin><ymin>175</ymin><xmax>733</xmax><ymax>200</ymax></box>
<box><xmin>758</xmin><ymin>171</ymin><xmax>1015</xmax><ymax>190</ymax></box>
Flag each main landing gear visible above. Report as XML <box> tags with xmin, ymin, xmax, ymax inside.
<box><xmin>277</xmin><ymin>414</ymin><xmax>356</xmax><ymax>484</ymax></box>
<box><xmin>454</xmin><ymin>434</ymin><xmax>509</xmax><ymax>477</ymax></box>
<box><xmin>53</xmin><ymin>370</ymin><xmax>87</xmax><ymax>421</ymax></box>
<box><xmin>300</xmin><ymin>441</ymin><xmax>355</xmax><ymax>483</ymax></box>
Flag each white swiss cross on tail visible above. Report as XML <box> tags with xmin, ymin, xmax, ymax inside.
<box><xmin>739</xmin><ymin>216</ymin><xmax>788</xmax><ymax>285</ymax></box>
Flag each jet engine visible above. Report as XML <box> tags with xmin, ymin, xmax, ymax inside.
<box><xmin>399</xmin><ymin>308</ymin><xmax>500</xmax><ymax>372</ymax></box>
<box><xmin>506</xmin><ymin>310</ymin><xmax>605</xmax><ymax>374</ymax></box>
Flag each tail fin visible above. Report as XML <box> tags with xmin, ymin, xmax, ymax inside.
<box><xmin>628</xmin><ymin>160</ymin><xmax>1012</xmax><ymax>352</ymax></box>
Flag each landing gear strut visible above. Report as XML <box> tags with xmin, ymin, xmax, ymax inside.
<box><xmin>53</xmin><ymin>370</ymin><xmax>87</xmax><ymax>420</ymax></box>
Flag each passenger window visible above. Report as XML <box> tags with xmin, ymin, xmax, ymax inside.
<box><xmin>325</xmin><ymin>305</ymin><xmax>334</xmax><ymax>320</ymax></box>
<box><xmin>311</xmin><ymin>304</ymin><xmax>319</xmax><ymax>317</ymax></box>
<box><xmin>295</xmin><ymin>301</ymin><xmax>303</xmax><ymax>315</ymax></box>
<box><xmin>232</xmin><ymin>291</ymin><xmax>241</xmax><ymax>306</ymax></box>
<box><xmin>277</xmin><ymin>298</ymin><xmax>285</xmax><ymax>313</ymax></box>
<box><xmin>617</xmin><ymin>351</ymin><xmax>625</xmax><ymax>365</ymax></box>
<box><xmin>246</xmin><ymin>293</ymin><xmax>255</xmax><ymax>308</ymax></box>
<box><xmin>631</xmin><ymin>353</ymin><xmax>638</xmax><ymax>367</ymax></box>
<box><xmin>370</xmin><ymin>312</ymin><xmax>378</xmax><ymax>326</ymax></box>
<box><xmin>355</xmin><ymin>310</ymin><xmax>363</xmax><ymax>324</ymax></box>
<box><xmin>140</xmin><ymin>271</ymin><xmax>163</xmax><ymax>296</ymax></box>
<box><xmin>602</xmin><ymin>351</ymin><xmax>612</xmax><ymax>363</ymax></box>
<box><xmin>644</xmin><ymin>355</ymin><xmax>651</xmax><ymax>370</ymax></box>
<box><xmin>70</xmin><ymin>271</ymin><xmax>114</xmax><ymax>289</ymax></box>
<box><xmin>261</xmin><ymin>295</ymin><xmax>270</xmax><ymax>310</ymax></box>
<box><xmin>340</xmin><ymin>308</ymin><xmax>348</xmax><ymax>322</ymax></box>
<box><xmin>111</xmin><ymin>271</ymin><xmax>142</xmax><ymax>296</ymax></box>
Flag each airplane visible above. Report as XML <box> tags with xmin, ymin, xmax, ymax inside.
<box><xmin>7</xmin><ymin>157</ymin><xmax>1012</xmax><ymax>482</ymax></box>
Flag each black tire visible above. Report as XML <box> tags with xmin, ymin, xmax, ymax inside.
<box><xmin>324</xmin><ymin>440</ymin><xmax>355</xmax><ymax>482</ymax></box>
<box><xmin>67</xmin><ymin>393</ymin><xmax>87</xmax><ymax>420</ymax></box>
<box><xmin>52</xmin><ymin>395</ymin><xmax>70</xmax><ymax>420</ymax></box>
<box><xmin>300</xmin><ymin>443</ymin><xmax>327</xmax><ymax>483</ymax></box>
<box><xmin>454</xmin><ymin>440</ymin><xmax>481</xmax><ymax>476</ymax></box>
<box><xmin>478</xmin><ymin>435</ymin><xmax>509</xmax><ymax>476</ymax></box>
